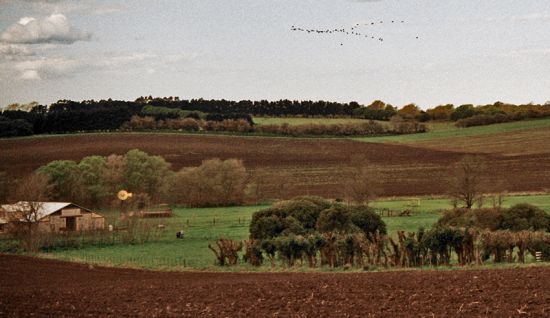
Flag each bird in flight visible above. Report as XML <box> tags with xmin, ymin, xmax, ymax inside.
<box><xmin>290</xmin><ymin>19</ymin><xmax>419</xmax><ymax>45</ymax></box>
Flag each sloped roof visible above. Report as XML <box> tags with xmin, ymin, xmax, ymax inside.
<box><xmin>1</xmin><ymin>202</ymin><xmax>74</xmax><ymax>221</ymax></box>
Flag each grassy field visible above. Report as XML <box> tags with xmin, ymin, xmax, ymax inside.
<box><xmin>356</xmin><ymin>117</ymin><xmax>550</xmax><ymax>143</ymax></box>
<box><xmin>253</xmin><ymin>117</ymin><xmax>377</xmax><ymax>126</ymax></box>
<box><xmin>42</xmin><ymin>194</ymin><xmax>550</xmax><ymax>271</ymax></box>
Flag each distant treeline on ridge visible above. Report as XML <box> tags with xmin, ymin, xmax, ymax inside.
<box><xmin>1</xmin><ymin>96</ymin><xmax>550</xmax><ymax>137</ymax></box>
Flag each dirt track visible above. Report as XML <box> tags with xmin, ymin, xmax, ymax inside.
<box><xmin>1</xmin><ymin>255</ymin><xmax>549</xmax><ymax>317</ymax></box>
<box><xmin>1</xmin><ymin>133</ymin><xmax>550</xmax><ymax>198</ymax></box>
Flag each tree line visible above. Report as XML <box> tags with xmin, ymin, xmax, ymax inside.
<box><xmin>3</xmin><ymin>97</ymin><xmax>549</xmax><ymax>138</ymax></box>
<box><xmin>10</xmin><ymin>150</ymin><xmax>250</xmax><ymax>209</ymax></box>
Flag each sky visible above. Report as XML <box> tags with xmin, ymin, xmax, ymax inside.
<box><xmin>0</xmin><ymin>0</ymin><xmax>549</xmax><ymax>109</ymax></box>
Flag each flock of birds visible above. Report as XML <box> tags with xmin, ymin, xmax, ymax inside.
<box><xmin>290</xmin><ymin>20</ymin><xmax>419</xmax><ymax>45</ymax></box>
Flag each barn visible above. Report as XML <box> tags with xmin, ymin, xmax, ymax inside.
<box><xmin>0</xmin><ymin>202</ymin><xmax>105</xmax><ymax>233</ymax></box>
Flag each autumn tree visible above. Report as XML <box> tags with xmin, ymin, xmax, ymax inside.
<box><xmin>448</xmin><ymin>155</ymin><xmax>488</xmax><ymax>209</ymax></box>
<box><xmin>397</xmin><ymin>103</ymin><xmax>421</xmax><ymax>119</ymax></box>
<box><xmin>427</xmin><ymin>104</ymin><xmax>454</xmax><ymax>121</ymax></box>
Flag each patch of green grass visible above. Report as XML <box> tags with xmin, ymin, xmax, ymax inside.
<box><xmin>355</xmin><ymin>117</ymin><xmax>550</xmax><ymax>143</ymax></box>
<box><xmin>253</xmin><ymin>117</ymin><xmax>377</xmax><ymax>126</ymax></box>
<box><xmin>40</xmin><ymin>194</ymin><xmax>550</xmax><ymax>271</ymax></box>
<box><xmin>45</xmin><ymin>205</ymin><xmax>266</xmax><ymax>270</ymax></box>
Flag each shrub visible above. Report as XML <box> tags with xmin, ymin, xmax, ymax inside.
<box><xmin>500</xmin><ymin>203</ymin><xmax>549</xmax><ymax>232</ymax></box>
<box><xmin>274</xmin><ymin>234</ymin><xmax>308</xmax><ymax>267</ymax></box>
<box><xmin>437</xmin><ymin>208</ymin><xmax>503</xmax><ymax>231</ymax></box>
<box><xmin>249</xmin><ymin>197</ymin><xmax>330</xmax><ymax>239</ymax></box>
<box><xmin>451</xmin><ymin>104</ymin><xmax>477</xmax><ymax>121</ymax></box>
<box><xmin>276</xmin><ymin>197</ymin><xmax>329</xmax><ymax>229</ymax></box>
<box><xmin>316</xmin><ymin>205</ymin><xmax>352</xmax><ymax>233</ymax></box>
<box><xmin>162</xmin><ymin>117</ymin><xmax>201</xmax><ymax>131</ymax></box>
<box><xmin>250</xmin><ymin>214</ymin><xmax>285</xmax><ymax>240</ymax></box>
<box><xmin>420</xmin><ymin>226</ymin><xmax>462</xmax><ymax>265</ymax></box>
<box><xmin>349</xmin><ymin>205</ymin><xmax>387</xmax><ymax>236</ymax></box>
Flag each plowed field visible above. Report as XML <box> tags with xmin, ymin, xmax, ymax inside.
<box><xmin>2</xmin><ymin>133</ymin><xmax>550</xmax><ymax>198</ymax></box>
<box><xmin>1</xmin><ymin>255</ymin><xmax>548</xmax><ymax>317</ymax></box>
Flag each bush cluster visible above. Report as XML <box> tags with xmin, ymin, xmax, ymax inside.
<box><xmin>249</xmin><ymin>197</ymin><xmax>385</xmax><ymax>240</ymax></box>
<box><xmin>255</xmin><ymin>121</ymin><xmax>390</xmax><ymax>136</ymax></box>
<box><xmin>455</xmin><ymin>113</ymin><xmax>525</xmax><ymax>127</ymax></box>
<box><xmin>245</xmin><ymin>197</ymin><xmax>389</xmax><ymax>267</ymax></box>
<box><xmin>437</xmin><ymin>204</ymin><xmax>550</xmax><ymax>232</ymax></box>
<box><xmin>122</xmin><ymin>116</ymin><xmax>426</xmax><ymax>137</ymax></box>
<box><xmin>232</xmin><ymin>200</ymin><xmax>550</xmax><ymax>269</ymax></box>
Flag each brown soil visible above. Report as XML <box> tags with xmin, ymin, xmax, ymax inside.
<box><xmin>414</xmin><ymin>126</ymin><xmax>550</xmax><ymax>156</ymax></box>
<box><xmin>1</xmin><ymin>255</ymin><xmax>548</xmax><ymax>317</ymax></box>
<box><xmin>1</xmin><ymin>133</ymin><xmax>550</xmax><ymax>198</ymax></box>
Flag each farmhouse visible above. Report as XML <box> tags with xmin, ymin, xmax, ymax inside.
<box><xmin>0</xmin><ymin>202</ymin><xmax>105</xmax><ymax>233</ymax></box>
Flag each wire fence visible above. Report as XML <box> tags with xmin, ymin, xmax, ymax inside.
<box><xmin>69</xmin><ymin>253</ymin><xmax>214</xmax><ymax>269</ymax></box>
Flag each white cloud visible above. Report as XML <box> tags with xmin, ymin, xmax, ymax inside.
<box><xmin>0</xmin><ymin>13</ymin><xmax>92</xmax><ymax>44</ymax></box>
<box><xmin>20</xmin><ymin>69</ymin><xmax>40</xmax><ymax>80</ymax></box>
<box><xmin>18</xmin><ymin>17</ymin><xmax>36</xmax><ymax>26</ymax></box>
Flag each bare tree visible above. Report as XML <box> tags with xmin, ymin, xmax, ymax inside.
<box><xmin>448</xmin><ymin>155</ymin><xmax>487</xmax><ymax>209</ymax></box>
<box><xmin>344</xmin><ymin>155</ymin><xmax>381</xmax><ymax>206</ymax></box>
<box><xmin>7</xmin><ymin>174</ymin><xmax>51</xmax><ymax>251</ymax></box>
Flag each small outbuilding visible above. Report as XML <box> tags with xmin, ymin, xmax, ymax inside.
<box><xmin>0</xmin><ymin>202</ymin><xmax>105</xmax><ymax>233</ymax></box>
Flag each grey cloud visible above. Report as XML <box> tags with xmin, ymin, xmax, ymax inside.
<box><xmin>0</xmin><ymin>44</ymin><xmax>34</xmax><ymax>60</ymax></box>
<box><xmin>13</xmin><ymin>56</ymin><xmax>85</xmax><ymax>80</ymax></box>
<box><xmin>0</xmin><ymin>13</ymin><xmax>92</xmax><ymax>44</ymax></box>
<box><xmin>0</xmin><ymin>0</ymin><xmax>126</xmax><ymax>15</ymax></box>
<box><xmin>7</xmin><ymin>52</ymin><xmax>198</xmax><ymax>81</ymax></box>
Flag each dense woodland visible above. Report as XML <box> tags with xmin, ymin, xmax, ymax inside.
<box><xmin>1</xmin><ymin>97</ymin><xmax>550</xmax><ymax>137</ymax></box>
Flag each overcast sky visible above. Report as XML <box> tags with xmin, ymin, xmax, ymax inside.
<box><xmin>0</xmin><ymin>0</ymin><xmax>549</xmax><ymax>108</ymax></box>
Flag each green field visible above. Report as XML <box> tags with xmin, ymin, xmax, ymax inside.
<box><xmin>42</xmin><ymin>194</ymin><xmax>550</xmax><ymax>271</ymax></box>
<box><xmin>253</xmin><ymin>117</ymin><xmax>377</xmax><ymax>126</ymax></box>
<box><xmin>355</xmin><ymin>117</ymin><xmax>550</xmax><ymax>143</ymax></box>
